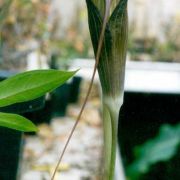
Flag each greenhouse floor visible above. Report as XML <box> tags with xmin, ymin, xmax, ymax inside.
<box><xmin>20</xmin><ymin>103</ymin><xmax>103</xmax><ymax>180</ymax></box>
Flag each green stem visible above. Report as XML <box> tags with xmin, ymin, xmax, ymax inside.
<box><xmin>102</xmin><ymin>95</ymin><xmax>123</xmax><ymax>180</ymax></box>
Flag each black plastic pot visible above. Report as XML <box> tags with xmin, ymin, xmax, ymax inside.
<box><xmin>0</xmin><ymin>96</ymin><xmax>45</xmax><ymax>114</ymax></box>
<box><xmin>0</xmin><ymin>97</ymin><xmax>46</xmax><ymax>180</ymax></box>
<box><xmin>24</xmin><ymin>99</ymin><xmax>52</xmax><ymax>125</ymax></box>
<box><xmin>50</xmin><ymin>76</ymin><xmax>82</xmax><ymax>118</ymax></box>
<box><xmin>51</xmin><ymin>83</ymin><xmax>71</xmax><ymax>117</ymax></box>
<box><xmin>0</xmin><ymin>70</ymin><xmax>46</xmax><ymax>180</ymax></box>
<box><xmin>69</xmin><ymin>76</ymin><xmax>82</xmax><ymax>103</ymax></box>
<box><xmin>0</xmin><ymin>127</ymin><xmax>22</xmax><ymax>180</ymax></box>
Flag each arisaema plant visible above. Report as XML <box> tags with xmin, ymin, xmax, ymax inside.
<box><xmin>52</xmin><ymin>0</ymin><xmax>128</xmax><ymax>180</ymax></box>
<box><xmin>86</xmin><ymin>0</ymin><xmax>128</xmax><ymax>179</ymax></box>
<box><xmin>1</xmin><ymin>0</ymin><xmax>128</xmax><ymax>179</ymax></box>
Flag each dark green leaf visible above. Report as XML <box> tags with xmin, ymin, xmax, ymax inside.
<box><xmin>127</xmin><ymin>124</ymin><xmax>180</xmax><ymax>179</ymax></box>
<box><xmin>0</xmin><ymin>69</ymin><xmax>76</xmax><ymax>107</ymax></box>
<box><xmin>0</xmin><ymin>112</ymin><xmax>38</xmax><ymax>132</ymax></box>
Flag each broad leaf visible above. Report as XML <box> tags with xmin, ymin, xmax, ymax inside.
<box><xmin>0</xmin><ymin>112</ymin><xmax>38</xmax><ymax>132</ymax></box>
<box><xmin>127</xmin><ymin>124</ymin><xmax>180</xmax><ymax>179</ymax></box>
<box><xmin>0</xmin><ymin>69</ymin><xmax>76</xmax><ymax>107</ymax></box>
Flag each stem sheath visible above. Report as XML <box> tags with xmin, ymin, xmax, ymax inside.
<box><xmin>102</xmin><ymin>95</ymin><xmax>124</xmax><ymax>180</ymax></box>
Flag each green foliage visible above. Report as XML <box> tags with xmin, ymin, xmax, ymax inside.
<box><xmin>0</xmin><ymin>69</ymin><xmax>76</xmax><ymax>107</ymax></box>
<box><xmin>0</xmin><ymin>69</ymin><xmax>76</xmax><ymax>132</ymax></box>
<box><xmin>0</xmin><ymin>1</ymin><xmax>77</xmax><ymax>132</ymax></box>
<box><xmin>0</xmin><ymin>112</ymin><xmax>37</xmax><ymax>132</ymax></box>
<box><xmin>127</xmin><ymin>124</ymin><xmax>180</xmax><ymax>179</ymax></box>
<box><xmin>0</xmin><ymin>1</ymin><xmax>77</xmax><ymax>133</ymax></box>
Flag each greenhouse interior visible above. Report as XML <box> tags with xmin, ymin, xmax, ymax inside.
<box><xmin>0</xmin><ymin>0</ymin><xmax>180</xmax><ymax>180</ymax></box>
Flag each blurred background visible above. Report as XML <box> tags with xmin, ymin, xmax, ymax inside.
<box><xmin>0</xmin><ymin>0</ymin><xmax>180</xmax><ymax>180</ymax></box>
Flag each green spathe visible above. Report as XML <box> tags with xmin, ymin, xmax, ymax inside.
<box><xmin>86</xmin><ymin>0</ymin><xmax>128</xmax><ymax>97</ymax></box>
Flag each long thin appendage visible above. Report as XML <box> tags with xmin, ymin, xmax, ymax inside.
<box><xmin>51</xmin><ymin>1</ymin><xmax>111</xmax><ymax>179</ymax></box>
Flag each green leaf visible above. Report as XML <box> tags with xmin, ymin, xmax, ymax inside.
<box><xmin>127</xmin><ymin>124</ymin><xmax>180</xmax><ymax>179</ymax></box>
<box><xmin>0</xmin><ymin>112</ymin><xmax>38</xmax><ymax>132</ymax></box>
<box><xmin>0</xmin><ymin>69</ymin><xmax>76</xmax><ymax>107</ymax></box>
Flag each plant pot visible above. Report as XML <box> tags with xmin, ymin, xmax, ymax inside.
<box><xmin>24</xmin><ymin>99</ymin><xmax>52</xmax><ymax>125</ymax></box>
<box><xmin>0</xmin><ymin>96</ymin><xmax>45</xmax><ymax>114</ymax></box>
<box><xmin>0</xmin><ymin>97</ymin><xmax>45</xmax><ymax>180</ymax></box>
<box><xmin>0</xmin><ymin>70</ymin><xmax>46</xmax><ymax>179</ymax></box>
<box><xmin>51</xmin><ymin>83</ymin><xmax>71</xmax><ymax>117</ymax></box>
<box><xmin>0</xmin><ymin>97</ymin><xmax>46</xmax><ymax>179</ymax></box>
<box><xmin>0</xmin><ymin>127</ymin><xmax>22</xmax><ymax>180</ymax></box>
<box><xmin>69</xmin><ymin>76</ymin><xmax>82</xmax><ymax>103</ymax></box>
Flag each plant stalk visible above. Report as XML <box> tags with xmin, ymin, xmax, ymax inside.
<box><xmin>51</xmin><ymin>1</ymin><xmax>110</xmax><ymax>179</ymax></box>
<box><xmin>86</xmin><ymin>0</ymin><xmax>128</xmax><ymax>179</ymax></box>
<box><xmin>102</xmin><ymin>94</ymin><xmax>124</xmax><ymax>180</ymax></box>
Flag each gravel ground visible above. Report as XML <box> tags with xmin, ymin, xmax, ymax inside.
<box><xmin>20</xmin><ymin>103</ymin><xmax>103</xmax><ymax>180</ymax></box>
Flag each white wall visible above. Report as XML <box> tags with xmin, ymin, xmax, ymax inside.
<box><xmin>128</xmin><ymin>0</ymin><xmax>180</xmax><ymax>40</ymax></box>
<box><xmin>49</xmin><ymin>0</ymin><xmax>86</xmax><ymax>39</ymax></box>
<box><xmin>49</xmin><ymin>0</ymin><xmax>180</xmax><ymax>41</ymax></box>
